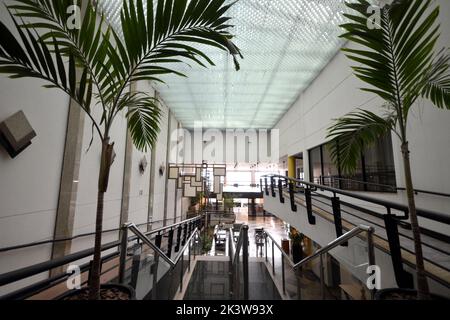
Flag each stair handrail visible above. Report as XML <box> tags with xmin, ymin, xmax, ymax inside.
<box><xmin>228</xmin><ymin>225</ymin><xmax>249</xmax><ymax>300</ymax></box>
<box><xmin>293</xmin><ymin>224</ymin><xmax>376</xmax><ymax>299</ymax></box>
<box><xmin>293</xmin><ymin>224</ymin><xmax>375</xmax><ymax>270</ymax></box>
<box><xmin>118</xmin><ymin>222</ymin><xmax>199</xmax><ymax>281</ymax></box>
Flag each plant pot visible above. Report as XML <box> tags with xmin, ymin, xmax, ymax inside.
<box><xmin>56</xmin><ymin>283</ymin><xmax>136</xmax><ymax>300</ymax></box>
<box><xmin>374</xmin><ymin>288</ymin><xmax>448</xmax><ymax>300</ymax></box>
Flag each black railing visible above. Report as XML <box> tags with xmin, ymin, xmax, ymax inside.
<box><xmin>0</xmin><ymin>216</ymin><xmax>203</xmax><ymax>300</ymax></box>
<box><xmin>262</xmin><ymin>174</ymin><xmax>450</xmax><ymax>290</ymax></box>
<box><xmin>317</xmin><ymin>175</ymin><xmax>450</xmax><ymax>198</ymax></box>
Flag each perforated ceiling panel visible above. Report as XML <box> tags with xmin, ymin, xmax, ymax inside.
<box><xmin>99</xmin><ymin>0</ymin><xmax>354</xmax><ymax>129</ymax></box>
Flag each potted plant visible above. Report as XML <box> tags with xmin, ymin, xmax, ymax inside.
<box><xmin>0</xmin><ymin>0</ymin><xmax>241</xmax><ymax>299</ymax></box>
<box><xmin>327</xmin><ymin>0</ymin><xmax>449</xmax><ymax>300</ymax></box>
<box><xmin>223</xmin><ymin>194</ymin><xmax>234</xmax><ymax>213</ymax></box>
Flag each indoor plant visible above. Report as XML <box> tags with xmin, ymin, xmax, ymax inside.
<box><xmin>0</xmin><ymin>0</ymin><xmax>241</xmax><ymax>299</ymax></box>
<box><xmin>327</xmin><ymin>0</ymin><xmax>449</xmax><ymax>299</ymax></box>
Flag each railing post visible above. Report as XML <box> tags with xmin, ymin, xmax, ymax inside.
<box><xmin>194</xmin><ymin>233</ymin><xmax>197</xmax><ymax>259</ymax></box>
<box><xmin>151</xmin><ymin>258</ymin><xmax>159</xmax><ymax>300</ymax></box>
<box><xmin>182</xmin><ymin>223</ymin><xmax>188</xmax><ymax>246</ymax></box>
<box><xmin>155</xmin><ymin>233</ymin><xmax>162</xmax><ymax>249</ymax></box>
<box><xmin>366</xmin><ymin>227</ymin><xmax>376</xmax><ymax>300</ymax></box>
<box><xmin>331</xmin><ymin>197</ymin><xmax>347</xmax><ymax>246</ymax></box>
<box><xmin>270</xmin><ymin>177</ymin><xmax>276</xmax><ymax>197</ymax></box>
<box><xmin>281</xmin><ymin>254</ymin><xmax>286</xmax><ymax>295</ymax></box>
<box><xmin>264</xmin><ymin>178</ymin><xmax>269</xmax><ymax>196</ymax></box>
<box><xmin>129</xmin><ymin>245</ymin><xmax>142</xmax><ymax>289</ymax></box>
<box><xmin>320</xmin><ymin>253</ymin><xmax>325</xmax><ymax>300</ymax></box>
<box><xmin>175</xmin><ymin>225</ymin><xmax>182</xmax><ymax>253</ymax></box>
<box><xmin>278</xmin><ymin>179</ymin><xmax>285</xmax><ymax>203</ymax></box>
<box><xmin>118</xmin><ymin>224</ymin><xmax>128</xmax><ymax>284</ymax></box>
<box><xmin>383</xmin><ymin>214</ymin><xmax>414</xmax><ymax>289</ymax></box>
<box><xmin>167</xmin><ymin>229</ymin><xmax>174</xmax><ymax>258</ymax></box>
<box><xmin>288</xmin><ymin>182</ymin><xmax>297</xmax><ymax>212</ymax></box>
<box><xmin>265</xmin><ymin>235</ymin><xmax>268</xmax><ymax>262</ymax></box>
<box><xmin>179</xmin><ymin>253</ymin><xmax>184</xmax><ymax>293</ymax></box>
<box><xmin>296</xmin><ymin>268</ymin><xmax>302</xmax><ymax>300</ymax></box>
<box><xmin>243</xmin><ymin>225</ymin><xmax>249</xmax><ymax>300</ymax></box>
<box><xmin>188</xmin><ymin>238</ymin><xmax>191</xmax><ymax>272</ymax></box>
<box><xmin>152</xmin><ymin>232</ymin><xmax>162</xmax><ymax>300</ymax></box>
<box><xmin>229</xmin><ymin>230</ymin><xmax>233</xmax><ymax>299</ymax></box>
<box><xmin>272</xmin><ymin>240</ymin><xmax>275</xmax><ymax>275</ymax></box>
<box><xmin>304</xmin><ymin>188</ymin><xmax>316</xmax><ymax>225</ymax></box>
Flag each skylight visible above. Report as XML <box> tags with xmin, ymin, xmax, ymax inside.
<box><xmin>99</xmin><ymin>0</ymin><xmax>352</xmax><ymax>129</ymax></box>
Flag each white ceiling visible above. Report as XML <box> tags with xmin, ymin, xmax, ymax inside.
<box><xmin>99</xmin><ymin>0</ymin><xmax>352</xmax><ymax>129</ymax></box>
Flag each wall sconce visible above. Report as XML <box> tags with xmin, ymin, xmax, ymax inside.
<box><xmin>159</xmin><ymin>164</ymin><xmax>166</xmax><ymax>176</ymax></box>
<box><xmin>139</xmin><ymin>156</ymin><xmax>148</xmax><ymax>175</ymax></box>
<box><xmin>0</xmin><ymin>111</ymin><xmax>36</xmax><ymax>158</ymax></box>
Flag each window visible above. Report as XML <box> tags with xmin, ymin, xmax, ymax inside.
<box><xmin>309</xmin><ymin>146</ymin><xmax>322</xmax><ymax>185</ymax></box>
<box><xmin>308</xmin><ymin>134</ymin><xmax>397</xmax><ymax>192</ymax></box>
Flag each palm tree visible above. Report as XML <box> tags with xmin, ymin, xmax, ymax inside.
<box><xmin>327</xmin><ymin>0</ymin><xmax>449</xmax><ymax>299</ymax></box>
<box><xmin>0</xmin><ymin>0</ymin><xmax>241</xmax><ymax>299</ymax></box>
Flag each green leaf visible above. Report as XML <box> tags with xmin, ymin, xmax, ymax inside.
<box><xmin>326</xmin><ymin>109</ymin><xmax>395</xmax><ymax>174</ymax></box>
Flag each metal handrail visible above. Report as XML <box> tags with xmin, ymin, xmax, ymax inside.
<box><xmin>228</xmin><ymin>225</ymin><xmax>249</xmax><ymax>300</ymax></box>
<box><xmin>126</xmin><ymin>223</ymin><xmax>199</xmax><ymax>268</ymax></box>
<box><xmin>262</xmin><ymin>226</ymin><xmax>375</xmax><ymax>300</ymax></box>
<box><xmin>229</xmin><ymin>227</ymin><xmax>245</xmax><ymax>265</ymax></box>
<box><xmin>119</xmin><ymin>222</ymin><xmax>201</xmax><ymax>299</ymax></box>
<box><xmin>320</xmin><ymin>175</ymin><xmax>450</xmax><ymax>198</ymax></box>
<box><xmin>0</xmin><ymin>216</ymin><xmax>201</xmax><ymax>298</ymax></box>
<box><xmin>321</xmin><ymin>176</ymin><xmax>397</xmax><ymax>191</ymax></box>
<box><xmin>0</xmin><ymin>216</ymin><xmax>201</xmax><ymax>254</ymax></box>
<box><xmin>143</xmin><ymin>216</ymin><xmax>201</xmax><ymax>238</ymax></box>
<box><xmin>264</xmin><ymin>174</ymin><xmax>450</xmax><ymax>224</ymax></box>
<box><xmin>264</xmin><ymin>231</ymin><xmax>294</xmax><ymax>268</ymax></box>
<box><xmin>296</xmin><ymin>225</ymin><xmax>375</xmax><ymax>300</ymax></box>
<box><xmin>293</xmin><ymin>225</ymin><xmax>375</xmax><ymax>270</ymax></box>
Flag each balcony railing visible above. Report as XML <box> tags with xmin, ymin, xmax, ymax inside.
<box><xmin>261</xmin><ymin>174</ymin><xmax>450</xmax><ymax>291</ymax></box>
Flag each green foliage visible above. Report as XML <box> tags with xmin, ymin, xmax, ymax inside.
<box><xmin>327</xmin><ymin>0</ymin><xmax>449</xmax><ymax>173</ymax></box>
<box><xmin>0</xmin><ymin>0</ymin><xmax>242</xmax><ymax>151</ymax></box>
<box><xmin>223</xmin><ymin>194</ymin><xmax>234</xmax><ymax>210</ymax></box>
<box><xmin>327</xmin><ymin>109</ymin><xmax>396</xmax><ymax>174</ymax></box>
<box><xmin>200</xmin><ymin>227</ymin><xmax>215</xmax><ymax>253</ymax></box>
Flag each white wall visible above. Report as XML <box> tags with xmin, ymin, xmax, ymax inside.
<box><xmin>0</xmin><ymin>1</ymin><xmax>70</xmax><ymax>294</ymax></box>
<box><xmin>127</xmin><ymin>82</ymin><xmax>155</xmax><ymax>227</ymax></box>
<box><xmin>149</xmin><ymin>97</ymin><xmax>170</xmax><ymax>227</ymax></box>
<box><xmin>165</xmin><ymin>112</ymin><xmax>179</xmax><ymax>224</ymax></box>
<box><xmin>274</xmin><ymin>0</ymin><xmax>450</xmax><ymax>209</ymax></box>
<box><xmin>0</xmin><ymin>9</ymin><xmax>183</xmax><ymax>293</ymax></box>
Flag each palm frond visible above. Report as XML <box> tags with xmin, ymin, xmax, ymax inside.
<box><xmin>118</xmin><ymin>0</ymin><xmax>242</xmax><ymax>83</ymax></box>
<box><xmin>326</xmin><ymin>109</ymin><xmax>395</xmax><ymax>174</ymax></box>
<box><xmin>340</xmin><ymin>0</ymin><xmax>442</xmax><ymax>114</ymax></box>
<box><xmin>8</xmin><ymin>0</ymin><xmax>121</xmax><ymax>106</ymax></box>
<box><xmin>421</xmin><ymin>49</ymin><xmax>450</xmax><ymax>109</ymax></box>
<box><xmin>1</xmin><ymin>0</ymin><xmax>241</xmax><ymax>151</ymax></box>
<box><xmin>123</xmin><ymin>92</ymin><xmax>162</xmax><ymax>151</ymax></box>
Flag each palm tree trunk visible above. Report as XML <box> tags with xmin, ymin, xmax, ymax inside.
<box><xmin>88</xmin><ymin>139</ymin><xmax>114</xmax><ymax>300</ymax></box>
<box><xmin>401</xmin><ymin>141</ymin><xmax>430</xmax><ymax>300</ymax></box>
